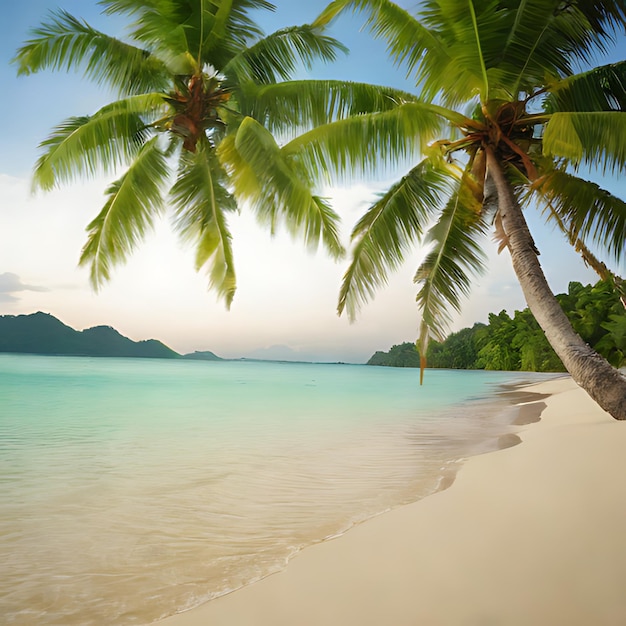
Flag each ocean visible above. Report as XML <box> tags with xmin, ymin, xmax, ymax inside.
<box><xmin>0</xmin><ymin>354</ymin><xmax>552</xmax><ymax>625</ymax></box>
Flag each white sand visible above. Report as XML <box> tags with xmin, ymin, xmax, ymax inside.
<box><xmin>156</xmin><ymin>377</ymin><xmax>626</xmax><ymax>626</ymax></box>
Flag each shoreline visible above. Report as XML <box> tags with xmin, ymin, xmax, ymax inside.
<box><xmin>154</xmin><ymin>376</ymin><xmax>626</xmax><ymax>626</ymax></box>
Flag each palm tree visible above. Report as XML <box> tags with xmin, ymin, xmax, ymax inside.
<box><xmin>14</xmin><ymin>0</ymin><xmax>406</xmax><ymax>307</ymax></box>
<box><xmin>305</xmin><ymin>0</ymin><xmax>626</xmax><ymax>419</ymax></box>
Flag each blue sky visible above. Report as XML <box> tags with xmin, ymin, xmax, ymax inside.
<box><xmin>0</xmin><ymin>1</ymin><xmax>623</xmax><ymax>362</ymax></box>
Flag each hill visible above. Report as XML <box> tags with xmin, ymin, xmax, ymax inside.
<box><xmin>183</xmin><ymin>350</ymin><xmax>223</xmax><ymax>361</ymax></box>
<box><xmin>0</xmin><ymin>312</ymin><xmax>179</xmax><ymax>359</ymax></box>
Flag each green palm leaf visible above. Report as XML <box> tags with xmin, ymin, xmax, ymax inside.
<box><xmin>489</xmin><ymin>0</ymin><xmax>585</xmax><ymax>94</ymax></box>
<box><xmin>219</xmin><ymin>117</ymin><xmax>345</xmax><ymax>259</ymax></box>
<box><xmin>543</xmin><ymin>111</ymin><xmax>626</xmax><ymax>173</ymax></box>
<box><xmin>338</xmin><ymin>157</ymin><xmax>452</xmax><ymax>320</ymax></box>
<box><xmin>545</xmin><ymin>61</ymin><xmax>626</xmax><ymax>113</ymax></box>
<box><xmin>170</xmin><ymin>143</ymin><xmax>238</xmax><ymax>307</ymax></box>
<box><xmin>572</xmin><ymin>1</ymin><xmax>626</xmax><ymax>44</ymax></box>
<box><xmin>414</xmin><ymin>176</ymin><xmax>487</xmax><ymax>375</ymax></box>
<box><xmin>33</xmin><ymin>94</ymin><xmax>167</xmax><ymax>190</ymax></box>
<box><xmin>100</xmin><ymin>1</ymin><xmax>275</xmax><ymax>72</ymax></box>
<box><xmin>236</xmin><ymin>80</ymin><xmax>419</xmax><ymax>134</ymax></box>
<box><xmin>497</xmin><ymin>0</ymin><xmax>625</xmax><ymax>91</ymax></box>
<box><xmin>284</xmin><ymin>103</ymin><xmax>452</xmax><ymax>182</ymax></box>
<box><xmin>315</xmin><ymin>0</ymin><xmax>447</xmax><ymax>92</ymax></box>
<box><xmin>13</xmin><ymin>9</ymin><xmax>170</xmax><ymax>94</ymax></box>
<box><xmin>534</xmin><ymin>169</ymin><xmax>626</xmax><ymax>262</ymax></box>
<box><xmin>223</xmin><ymin>25</ymin><xmax>347</xmax><ymax>85</ymax></box>
<box><xmin>79</xmin><ymin>137</ymin><xmax>169</xmax><ymax>287</ymax></box>
<box><xmin>208</xmin><ymin>0</ymin><xmax>275</xmax><ymax>50</ymax></box>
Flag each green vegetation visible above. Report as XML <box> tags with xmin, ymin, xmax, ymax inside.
<box><xmin>369</xmin><ymin>281</ymin><xmax>626</xmax><ymax>372</ymax></box>
<box><xmin>317</xmin><ymin>1</ymin><xmax>626</xmax><ymax>419</ymax></box>
<box><xmin>13</xmin><ymin>1</ymin><xmax>363</xmax><ymax>304</ymax></box>
<box><xmin>368</xmin><ymin>342</ymin><xmax>421</xmax><ymax>368</ymax></box>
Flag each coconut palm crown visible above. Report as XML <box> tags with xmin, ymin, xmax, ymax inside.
<box><xmin>303</xmin><ymin>0</ymin><xmax>626</xmax><ymax>418</ymax></box>
<box><xmin>14</xmin><ymin>0</ymin><xmax>413</xmax><ymax>307</ymax></box>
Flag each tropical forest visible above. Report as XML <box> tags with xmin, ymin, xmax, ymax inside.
<box><xmin>369</xmin><ymin>280</ymin><xmax>626</xmax><ymax>372</ymax></box>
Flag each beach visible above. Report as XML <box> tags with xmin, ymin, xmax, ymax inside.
<box><xmin>2</xmin><ymin>357</ymin><xmax>534</xmax><ymax>625</ymax></box>
<box><xmin>156</xmin><ymin>376</ymin><xmax>626</xmax><ymax>626</ymax></box>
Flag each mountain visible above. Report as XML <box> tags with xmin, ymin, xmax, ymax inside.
<box><xmin>0</xmin><ymin>312</ymin><xmax>179</xmax><ymax>359</ymax></box>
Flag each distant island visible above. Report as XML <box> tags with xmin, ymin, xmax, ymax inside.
<box><xmin>0</xmin><ymin>312</ymin><xmax>349</xmax><ymax>364</ymax></box>
<box><xmin>182</xmin><ymin>350</ymin><xmax>223</xmax><ymax>361</ymax></box>
<box><xmin>0</xmin><ymin>312</ymin><xmax>222</xmax><ymax>360</ymax></box>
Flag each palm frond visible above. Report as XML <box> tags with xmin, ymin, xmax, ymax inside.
<box><xmin>533</xmin><ymin>169</ymin><xmax>626</xmax><ymax>262</ymax></box>
<box><xmin>494</xmin><ymin>0</ymin><xmax>567</xmax><ymax>95</ymax></box>
<box><xmin>32</xmin><ymin>94</ymin><xmax>167</xmax><ymax>190</ymax></box>
<box><xmin>414</xmin><ymin>175</ymin><xmax>487</xmax><ymax>376</ymax></box>
<box><xmin>170</xmin><ymin>142</ymin><xmax>238</xmax><ymax>307</ymax></box>
<box><xmin>497</xmin><ymin>0</ymin><xmax>626</xmax><ymax>89</ymax></box>
<box><xmin>338</xmin><ymin>157</ymin><xmax>452</xmax><ymax>320</ymax></box>
<box><xmin>571</xmin><ymin>0</ymin><xmax>626</xmax><ymax>47</ymax></box>
<box><xmin>434</xmin><ymin>0</ymin><xmax>609</xmax><ymax>103</ymax></box>
<box><xmin>98</xmin><ymin>0</ymin><xmax>162</xmax><ymax>16</ymax></box>
<box><xmin>99</xmin><ymin>0</ymin><xmax>194</xmax><ymax>64</ymax></box>
<box><xmin>13</xmin><ymin>9</ymin><xmax>170</xmax><ymax>94</ymax></box>
<box><xmin>314</xmin><ymin>0</ymin><xmax>353</xmax><ymax>26</ymax></box>
<box><xmin>202</xmin><ymin>0</ymin><xmax>233</xmax><ymax>55</ymax></box>
<box><xmin>481</xmin><ymin>0</ymin><xmax>596</xmax><ymax>95</ymax></box>
<box><xmin>283</xmin><ymin>102</ymin><xmax>452</xmax><ymax>183</ymax></box>
<box><xmin>237</xmin><ymin>80</ymin><xmax>419</xmax><ymax>135</ymax></box>
<box><xmin>466</xmin><ymin>0</ymin><xmax>489</xmax><ymax>98</ymax></box>
<box><xmin>211</xmin><ymin>0</ymin><xmax>275</xmax><ymax>51</ymax></box>
<box><xmin>218</xmin><ymin>117</ymin><xmax>345</xmax><ymax>259</ymax></box>
<box><xmin>102</xmin><ymin>0</ymin><xmax>270</xmax><ymax>71</ymax></box>
<box><xmin>316</xmin><ymin>1</ymin><xmax>521</xmax><ymax>105</ymax></box>
<box><xmin>79</xmin><ymin>136</ymin><xmax>168</xmax><ymax>287</ymax></box>
<box><xmin>545</xmin><ymin>61</ymin><xmax>626</xmax><ymax>113</ymax></box>
<box><xmin>223</xmin><ymin>25</ymin><xmax>347</xmax><ymax>85</ymax></box>
<box><xmin>316</xmin><ymin>0</ymin><xmax>451</xmax><ymax>100</ymax></box>
<box><xmin>543</xmin><ymin>111</ymin><xmax>626</xmax><ymax>174</ymax></box>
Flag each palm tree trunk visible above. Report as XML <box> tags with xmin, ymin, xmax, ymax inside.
<box><xmin>485</xmin><ymin>149</ymin><xmax>626</xmax><ymax>420</ymax></box>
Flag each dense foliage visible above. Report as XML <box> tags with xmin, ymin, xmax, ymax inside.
<box><xmin>367</xmin><ymin>342</ymin><xmax>422</xmax><ymax>368</ymax></box>
<box><xmin>369</xmin><ymin>281</ymin><xmax>626</xmax><ymax>371</ymax></box>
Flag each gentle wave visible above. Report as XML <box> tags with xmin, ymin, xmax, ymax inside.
<box><xmin>0</xmin><ymin>355</ymin><xmax>552</xmax><ymax>625</ymax></box>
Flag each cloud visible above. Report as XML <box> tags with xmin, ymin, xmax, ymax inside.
<box><xmin>0</xmin><ymin>272</ymin><xmax>48</xmax><ymax>302</ymax></box>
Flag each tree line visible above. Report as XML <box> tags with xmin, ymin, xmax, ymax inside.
<box><xmin>369</xmin><ymin>280</ymin><xmax>626</xmax><ymax>372</ymax></box>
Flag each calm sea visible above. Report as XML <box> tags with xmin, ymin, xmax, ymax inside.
<box><xmin>0</xmin><ymin>354</ymin><xmax>551</xmax><ymax>625</ymax></box>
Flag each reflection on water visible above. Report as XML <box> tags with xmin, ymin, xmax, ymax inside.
<box><xmin>0</xmin><ymin>355</ymin><xmax>549</xmax><ymax>625</ymax></box>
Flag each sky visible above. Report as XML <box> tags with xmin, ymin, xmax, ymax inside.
<box><xmin>0</xmin><ymin>1</ymin><xmax>624</xmax><ymax>363</ymax></box>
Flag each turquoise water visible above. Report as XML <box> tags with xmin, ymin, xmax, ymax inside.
<box><xmin>0</xmin><ymin>354</ymin><xmax>550</xmax><ymax>625</ymax></box>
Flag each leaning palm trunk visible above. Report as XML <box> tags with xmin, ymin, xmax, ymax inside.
<box><xmin>487</xmin><ymin>150</ymin><xmax>626</xmax><ymax>420</ymax></box>
<box><xmin>318</xmin><ymin>1</ymin><xmax>626</xmax><ymax>421</ymax></box>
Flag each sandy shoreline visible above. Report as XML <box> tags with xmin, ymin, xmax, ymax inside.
<box><xmin>155</xmin><ymin>376</ymin><xmax>626</xmax><ymax>626</ymax></box>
